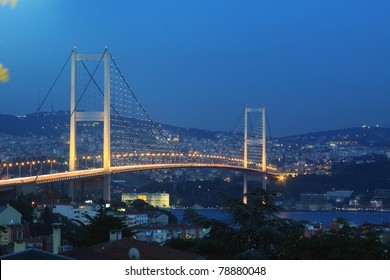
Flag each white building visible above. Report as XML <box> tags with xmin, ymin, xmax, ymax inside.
<box><xmin>0</xmin><ymin>204</ymin><xmax>22</xmax><ymax>226</ymax></box>
<box><xmin>148</xmin><ymin>212</ymin><xmax>169</xmax><ymax>226</ymax></box>
<box><xmin>326</xmin><ymin>190</ymin><xmax>354</xmax><ymax>203</ymax></box>
<box><xmin>134</xmin><ymin>225</ymin><xmax>210</xmax><ymax>244</ymax></box>
<box><xmin>52</xmin><ymin>203</ymin><xmax>99</xmax><ymax>224</ymax></box>
<box><xmin>124</xmin><ymin>210</ymin><xmax>149</xmax><ymax>227</ymax></box>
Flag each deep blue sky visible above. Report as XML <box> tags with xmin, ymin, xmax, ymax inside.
<box><xmin>1</xmin><ymin>0</ymin><xmax>389</xmax><ymax>137</ymax></box>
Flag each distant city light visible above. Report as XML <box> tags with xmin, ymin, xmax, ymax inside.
<box><xmin>278</xmin><ymin>175</ymin><xmax>286</xmax><ymax>183</ymax></box>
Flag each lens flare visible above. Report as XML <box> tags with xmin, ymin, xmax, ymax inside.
<box><xmin>1</xmin><ymin>0</ymin><xmax>18</xmax><ymax>8</ymax></box>
<box><xmin>0</xmin><ymin>64</ymin><xmax>10</xmax><ymax>83</ymax></box>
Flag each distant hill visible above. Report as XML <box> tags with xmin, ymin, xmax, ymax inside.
<box><xmin>0</xmin><ymin>111</ymin><xmax>70</xmax><ymax>137</ymax></box>
<box><xmin>277</xmin><ymin>126</ymin><xmax>390</xmax><ymax>148</ymax></box>
<box><xmin>276</xmin><ymin>157</ymin><xmax>390</xmax><ymax>203</ymax></box>
<box><xmin>1</xmin><ymin>111</ymin><xmax>390</xmax><ymax>147</ymax></box>
<box><xmin>0</xmin><ymin>111</ymin><xmax>221</xmax><ymax>139</ymax></box>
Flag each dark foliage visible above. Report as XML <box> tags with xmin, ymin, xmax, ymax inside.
<box><xmin>130</xmin><ymin>199</ymin><xmax>178</xmax><ymax>224</ymax></box>
<box><xmin>8</xmin><ymin>193</ymin><xmax>35</xmax><ymax>224</ymax></box>
<box><xmin>286</xmin><ymin>225</ymin><xmax>390</xmax><ymax>259</ymax></box>
<box><xmin>165</xmin><ymin>190</ymin><xmax>390</xmax><ymax>260</ymax></box>
<box><xmin>64</xmin><ymin>205</ymin><xmax>133</xmax><ymax>247</ymax></box>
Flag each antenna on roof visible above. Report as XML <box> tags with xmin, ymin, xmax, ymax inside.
<box><xmin>129</xmin><ymin>247</ymin><xmax>140</xmax><ymax>260</ymax></box>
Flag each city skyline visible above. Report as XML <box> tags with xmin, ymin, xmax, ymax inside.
<box><xmin>1</xmin><ymin>0</ymin><xmax>390</xmax><ymax>137</ymax></box>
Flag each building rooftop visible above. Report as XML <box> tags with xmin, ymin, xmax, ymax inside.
<box><xmin>0</xmin><ymin>248</ymin><xmax>73</xmax><ymax>260</ymax></box>
<box><xmin>62</xmin><ymin>238</ymin><xmax>200</xmax><ymax>260</ymax></box>
<box><xmin>0</xmin><ymin>206</ymin><xmax>7</xmax><ymax>213</ymax></box>
<box><xmin>60</xmin><ymin>247</ymin><xmax>112</xmax><ymax>260</ymax></box>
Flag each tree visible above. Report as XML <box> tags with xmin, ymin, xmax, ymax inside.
<box><xmin>218</xmin><ymin>190</ymin><xmax>302</xmax><ymax>259</ymax></box>
<box><xmin>65</xmin><ymin>205</ymin><xmax>133</xmax><ymax>247</ymax></box>
<box><xmin>166</xmin><ymin>190</ymin><xmax>303</xmax><ymax>259</ymax></box>
<box><xmin>165</xmin><ymin>210</ymin><xmax>235</xmax><ymax>259</ymax></box>
<box><xmin>166</xmin><ymin>189</ymin><xmax>390</xmax><ymax>260</ymax></box>
<box><xmin>130</xmin><ymin>199</ymin><xmax>149</xmax><ymax>210</ymax></box>
<box><xmin>9</xmin><ymin>193</ymin><xmax>36</xmax><ymax>224</ymax></box>
<box><xmin>130</xmin><ymin>199</ymin><xmax>177</xmax><ymax>224</ymax></box>
<box><xmin>286</xmin><ymin>226</ymin><xmax>390</xmax><ymax>259</ymax></box>
<box><xmin>42</xmin><ymin>206</ymin><xmax>55</xmax><ymax>224</ymax></box>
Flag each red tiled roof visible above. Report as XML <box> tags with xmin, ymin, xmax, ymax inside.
<box><xmin>61</xmin><ymin>247</ymin><xmax>112</xmax><ymax>260</ymax></box>
<box><xmin>62</xmin><ymin>238</ymin><xmax>199</xmax><ymax>260</ymax></box>
<box><xmin>2</xmin><ymin>248</ymin><xmax>73</xmax><ymax>260</ymax></box>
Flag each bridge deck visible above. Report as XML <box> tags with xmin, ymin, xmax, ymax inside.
<box><xmin>0</xmin><ymin>163</ymin><xmax>276</xmax><ymax>187</ymax></box>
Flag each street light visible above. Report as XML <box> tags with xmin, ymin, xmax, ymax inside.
<box><xmin>26</xmin><ymin>161</ymin><xmax>36</xmax><ymax>176</ymax></box>
<box><xmin>96</xmin><ymin>155</ymin><xmax>102</xmax><ymax>168</ymax></box>
<box><xmin>82</xmin><ymin>156</ymin><xmax>87</xmax><ymax>169</ymax></box>
<box><xmin>7</xmin><ymin>163</ymin><xmax>12</xmax><ymax>178</ymax></box>
<box><xmin>5</xmin><ymin>163</ymin><xmax>12</xmax><ymax>178</ymax></box>
<box><xmin>47</xmin><ymin>159</ymin><xmax>56</xmax><ymax>174</ymax></box>
<box><xmin>52</xmin><ymin>160</ymin><xmax>55</xmax><ymax>173</ymax></box>
<box><xmin>16</xmin><ymin>162</ymin><xmax>24</xmax><ymax>178</ymax></box>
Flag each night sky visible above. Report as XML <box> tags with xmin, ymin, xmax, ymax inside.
<box><xmin>1</xmin><ymin>0</ymin><xmax>389</xmax><ymax>136</ymax></box>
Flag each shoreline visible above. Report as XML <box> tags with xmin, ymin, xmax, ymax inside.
<box><xmin>166</xmin><ymin>207</ymin><xmax>390</xmax><ymax>213</ymax></box>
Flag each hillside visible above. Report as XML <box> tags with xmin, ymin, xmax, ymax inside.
<box><xmin>1</xmin><ymin>111</ymin><xmax>390</xmax><ymax>147</ymax></box>
<box><xmin>278</xmin><ymin>126</ymin><xmax>390</xmax><ymax>148</ymax></box>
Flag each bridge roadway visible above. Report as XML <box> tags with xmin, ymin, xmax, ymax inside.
<box><xmin>0</xmin><ymin>163</ymin><xmax>275</xmax><ymax>188</ymax></box>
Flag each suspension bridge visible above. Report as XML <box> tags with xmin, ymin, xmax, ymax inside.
<box><xmin>0</xmin><ymin>49</ymin><xmax>279</xmax><ymax>202</ymax></box>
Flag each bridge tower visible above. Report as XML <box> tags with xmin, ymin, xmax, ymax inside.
<box><xmin>69</xmin><ymin>49</ymin><xmax>111</xmax><ymax>201</ymax></box>
<box><xmin>243</xmin><ymin>106</ymin><xmax>266</xmax><ymax>204</ymax></box>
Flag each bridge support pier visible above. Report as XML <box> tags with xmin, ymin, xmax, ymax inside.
<box><xmin>67</xmin><ymin>176</ymin><xmax>110</xmax><ymax>202</ymax></box>
<box><xmin>69</xmin><ymin>49</ymin><xmax>111</xmax><ymax>203</ymax></box>
<box><xmin>262</xmin><ymin>173</ymin><xmax>266</xmax><ymax>190</ymax></box>
<box><xmin>243</xmin><ymin>173</ymin><xmax>266</xmax><ymax>204</ymax></box>
<box><xmin>243</xmin><ymin>174</ymin><xmax>248</xmax><ymax>204</ymax></box>
<box><xmin>69</xmin><ymin>181</ymin><xmax>75</xmax><ymax>201</ymax></box>
<box><xmin>103</xmin><ymin>174</ymin><xmax>111</xmax><ymax>202</ymax></box>
<box><xmin>242</xmin><ymin>106</ymin><xmax>267</xmax><ymax>204</ymax></box>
